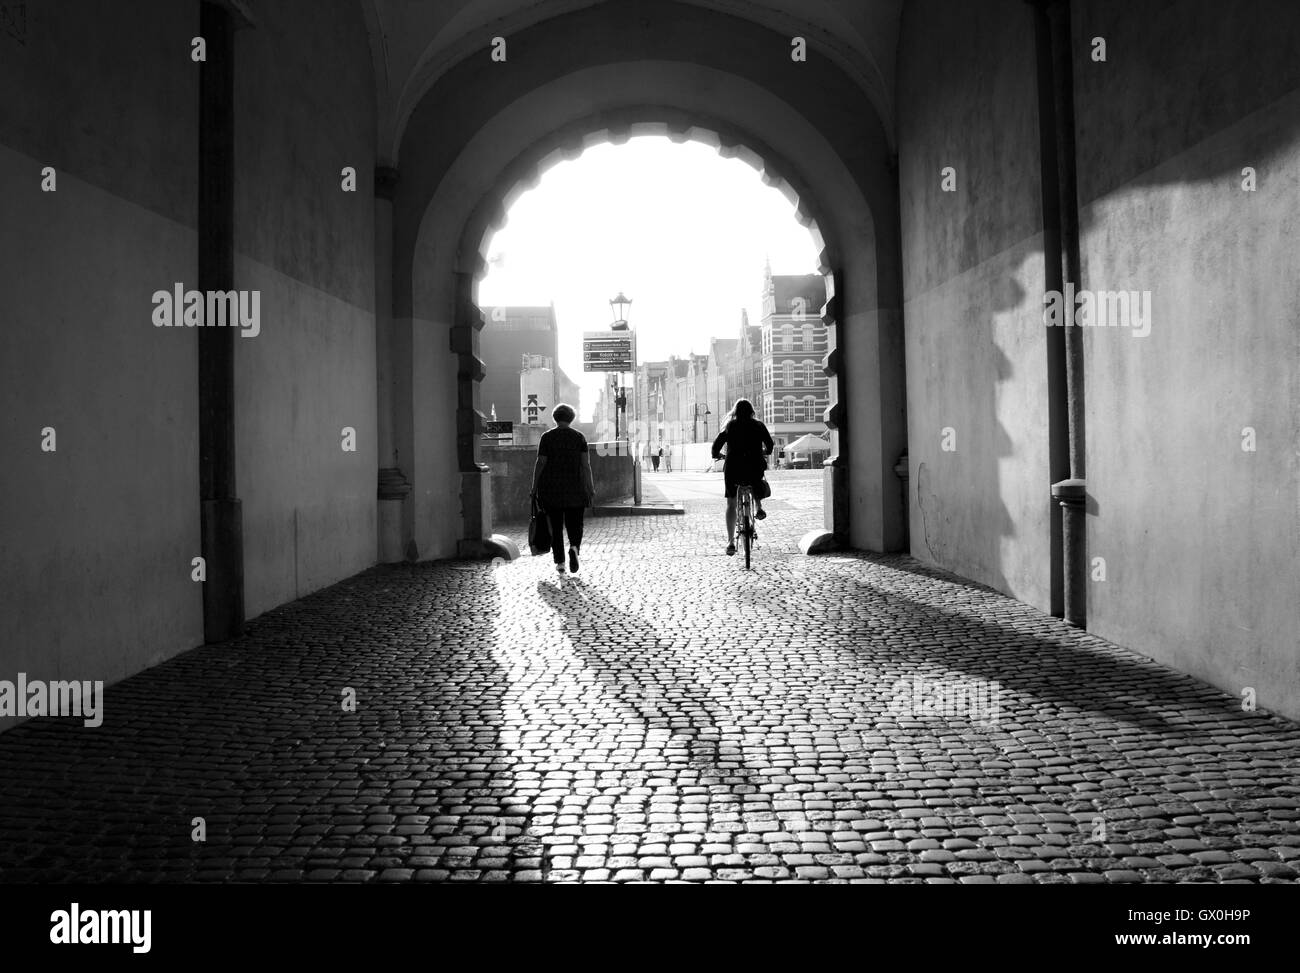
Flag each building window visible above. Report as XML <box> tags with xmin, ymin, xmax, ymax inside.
<box><xmin>802</xmin><ymin>324</ymin><xmax>814</xmax><ymax>351</ymax></box>
<box><xmin>783</xmin><ymin>396</ymin><xmax>795</xmax><ymax>422</ymax></box>
<box><xmin>782</xmin><ymin>360</ymin><xmax>793</xmax><ymax>386</ymax></box>
<box><xmin>781</xmin><ymin>324</ymin><xmax>792</xmax><ymax>351</ymax></box>
<box><xmin>804</xmin><ymin>395</ymin><xmax>817</xmax><ymax>422</ymax></box>
<box><xmin>804</xmin><ymin>360</ymin><xmax>817</xmax><ymax>386</ymax></box>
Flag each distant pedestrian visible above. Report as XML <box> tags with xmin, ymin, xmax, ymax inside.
<box><xmin>531</xmin><ymin>404</ymin><xmax>595</xmax><ymax>574</ymax></box>
<box><xmin>664</xmin><ymin>448</ymin><xmax>673</xmax><ymax>473</ymax></box>
<box><xmin>652</xmin><ymin>447</ymin><xmax>661</xmax><ymax>472</ymax></box>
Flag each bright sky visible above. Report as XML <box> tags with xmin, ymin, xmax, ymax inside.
<box><xmin>477</xmin><ymin>135</ymin><xmax>820</xmax><ymax>420</ymax></box>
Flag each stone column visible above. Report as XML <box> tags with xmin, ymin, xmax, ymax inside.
<box><xmin>802</xmin><ymin>289</ymin><xmax>848</xmax><ymax>555</ymax></box>
<box><xmin>373</xmin><ymin>165</ymin><xmax>410</xmax><ymax>562</ymax></box>
<box><xmin>451</xmin><ymin>271</ymin><xmax>497</xmax><ymax>559</ymax></box>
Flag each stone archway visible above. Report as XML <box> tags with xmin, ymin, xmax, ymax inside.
<box><xmin>388</xmin><ymin>52</ymin><xmax>904</xmax><ymax>561</ymax></box>
<box><xmin>455</xmin><ymin>114</ymin><xmax>843</xmax><ymax>552</ymax></box>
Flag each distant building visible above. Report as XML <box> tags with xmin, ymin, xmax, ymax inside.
<box><xmin>632</xmin><ymin>360</ymin><xmax>672</xmax><ymax>454</ymax></box>
<box><xmin>624</xmin><ymin>267</ymin><xmax>829</xmax><ymax>459</ymax></box>
<box><xmin>479</xmin><ymin>304</ymin><xmax>581</xmax><ymax>438</ymax></box>
<box><xmin>759</xmin><ymin>268</ymin><xmax>830</xmax><ymax>457</ymax></box>
<box><xmin>705</xmin><ymin>335</ymin><xmax>737</xmax><ymax>439</ymax></box>
<box><xmin>556</xmin><ymin>368</ymin><xmax>582</xmax><ymax>416</ymax></box>
<box><xmin>727</xmin><ymin>308</ymin><xmax>764</xmax><ymax>416</ymax></box>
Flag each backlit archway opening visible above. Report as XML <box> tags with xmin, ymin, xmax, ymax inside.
<box><xmin>472</xmin><ymin>133</ymin><xmax>835</xmax><ymax>537</ymax></box>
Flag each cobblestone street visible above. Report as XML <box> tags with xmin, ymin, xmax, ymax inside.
<box><xmin>1</xmin><ymin>470</ymin><xmax>1298</xmax><ymax>884</ymax></box>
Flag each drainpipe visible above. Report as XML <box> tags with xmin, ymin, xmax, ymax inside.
<box><xmin>198</xmin><ymin>1</ymin><xmax>243</xmax><ymax>642</ymax></box>
<box><xmin>374</xmin><ymin>165</ymin><xmax>411</xmax><ymax>562</ymax></box>
<box><xmin>1031</xmin><ymin>0</ymin><xmax>1087</xmax><ymax>626</ymax></box>
<box><xmin>894</xmin><ymin>452</ymin><xmax>909</xmax><ymax>552</ymax></box>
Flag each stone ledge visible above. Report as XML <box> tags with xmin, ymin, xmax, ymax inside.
<box><xmin>592</xmin><ymin>501</ymin><xmax>685</xmax><ymax>517</ymax></box>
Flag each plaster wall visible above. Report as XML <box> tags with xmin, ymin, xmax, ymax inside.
<box><xmin>897</xmin><ymin>0</ymin><xmax>1053</xmax><ymax>609</ymax></box>
<box><xmin>0</xmin><ymin>2</ymin><xmax>202</xmax><ymax>728</ymax></box>
<box><xmin>1075</xmin><ymin>0</ymin><xmax>1300</xmax><ymax>718</ymax></box>
<box><xmin>233</xmin><ymin>0</ymin><xmax>379</xmax><ymax>617</ymax></box>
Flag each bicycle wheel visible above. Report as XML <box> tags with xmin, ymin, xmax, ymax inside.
<box><xmin>740</xmin><ymin>489</ymin><xmax>753</xmax><ymax>569</ymax></box>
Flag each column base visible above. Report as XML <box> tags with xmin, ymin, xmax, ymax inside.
<box><xmin>799</xmin><ymin>529</ymin><xmax>841</xmax><ymax>556</ymax></box>
<box><xmin>377</xmin><ymin>468</ymin><xmax>411</xmax><ymax>564</ymax></box>
<box><xmin>458</xmin><ymin>534</ymin><xmax>520</xmax><ymax>561</ymax></box>
<box><xmin>823</xmin><ymin>460</ymin><xmax>849</xmax><ymax>542</ymax></box>
<box><xmin>200</xmin><ymin>497</ymin><xmax>244</xmax><ymax>643</ymax></box>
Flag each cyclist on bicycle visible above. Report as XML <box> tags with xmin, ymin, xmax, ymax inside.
<box><xmin>711</xmin><ymin>398</ymin><xmax>775</xmax><ymax>556</ymax></box>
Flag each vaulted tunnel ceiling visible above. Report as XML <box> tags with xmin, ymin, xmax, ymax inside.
<box><xmin>361</xmin><ymin>0</ymin><xmax>904</xmax><ymax>159</ymax></box>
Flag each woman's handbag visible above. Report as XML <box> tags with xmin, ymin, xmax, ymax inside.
<box><xmin>528</xmin><ymin>496</ymin><xmax>551</xmax><ymax>556</ymax></box>
<box><xmin>756</xmin><ymin>476</ymin><xmax>772</xmax><ymax>500</ymax></box>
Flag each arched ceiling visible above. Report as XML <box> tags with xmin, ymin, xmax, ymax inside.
<box><xmin>361</xmin><ymin>0</ymin><xmax>904</xmax><ymax>160</ymax></box>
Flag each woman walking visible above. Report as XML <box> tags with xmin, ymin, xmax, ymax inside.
<box><xmin>531</xmin><ymin>403</ymin><xmax>595</xmax><ymax>574</ymax></box>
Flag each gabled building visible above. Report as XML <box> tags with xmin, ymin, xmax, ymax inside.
<box><xmin>758</xmin><ymin>268</ymin><xmax>830</xmax><ymax>454</ymax></box>
<box><xmin>705</xmin><ymin>336</ymin><xmax>738</xmax><ymax>440</ymax></box>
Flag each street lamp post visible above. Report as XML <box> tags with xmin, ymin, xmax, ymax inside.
<box><xmin>608</xmin><ymin>292</ymin><xmax>632</xmax><ymax>454</ymax></box>
<box><xmin>610</xmin><ymin>374</ymin><xmax>629</xmax><ymax>449</ymax></box>
<box><xmin>609</xmin><ymin>292</ymin><xmax>632</xmax><ymax>330</ymax></box>
<box><xmin>692</xmin><ymin>403</ymin><xmax>712</xmax><ymax>443</ymax></box>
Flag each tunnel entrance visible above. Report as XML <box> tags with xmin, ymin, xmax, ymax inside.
<box><xmin>390</xmin><ymin>51</ymin><xmax>906</xmax><ymax>563</ymax></box>
<box><xmin>469</xmin><ymin>134</ymin><xmax>832</xmax><ymax>539</ymax></box>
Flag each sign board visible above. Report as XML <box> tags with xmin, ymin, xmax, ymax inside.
<box><xmin>484</xmin><ymin>420</ymin><xmax>513</xmax><ymax>436</ymax></box>
<box><xmin>583</xmin><ymin>331</ymin><xmax>635</xmax><ymax>372</ymax></box>
<box><xmin>523</xmin><ymin>393</ymin><xmax>546</xmax><ymax>425</ymax></box>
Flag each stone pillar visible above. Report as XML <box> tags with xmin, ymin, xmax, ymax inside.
<box><xmin>822</xmin><ymin>290</ymin><xmax>850</xmax><ymax>541</ymax></box>
<box><xmin>802</xmin><ymin>290</ymin><xmax>847</xmax><ymax>556</ymax></box>
<box><xmin>373</xmin><ymin>165</ymin><xmax>411</xmax><ymax>562</ymax></box>
<box><xmin>451</xmin><ymin>271</ymin><xmax>503</xmax><ymax>559</ymax></box>
<box><xmin>198</xmin><ymin>1</ymin><xmax>243</xmax><ymax>642</ymax></box>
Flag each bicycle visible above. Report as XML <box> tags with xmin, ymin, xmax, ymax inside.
<box><xmin>735</xmin><ymin>482</ymin><xmax>758</xmax><ymax>570</ymax></box>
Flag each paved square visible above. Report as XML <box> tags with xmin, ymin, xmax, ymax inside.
<box><xmin>1</xmin><ymin>471</ymin><xmax>1297</xmax><ymax>883</ymax></box>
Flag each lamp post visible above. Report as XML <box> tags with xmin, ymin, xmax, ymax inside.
<box><xmin>692</xmin><ymin>402</ymin><xmax>712</xmax><ymax>443</ymax></box>
<box><xmin>609</xmin><ymin>291</ymin><xmax>632</xmax><ymax>330</ymax></box>
<box><xmin>608</xmin><ymin>292</ymin><xmax>632</xmax><ymax>453</ymax></box>
<box><xmin>610</xmin><ymin>374</ymin><xmax>629</xmax><ymax>448</ymax></box>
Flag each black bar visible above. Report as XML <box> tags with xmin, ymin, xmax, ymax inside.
<box><xmin>0</xmin><ymin>883</ymin><xmax>1285</xmax><ymax>960</ymax></box>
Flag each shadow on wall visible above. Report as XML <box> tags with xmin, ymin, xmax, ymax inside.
<box><xmin>916</xmin><ymin>265</ymin><xmax>1028</xmax><ymax>597</ymax></box>
<box><xmin>841</xmin><ymin>555</ymin><xmax>1270</xmax><ymax>736</ymax></box>
<box><xmin>1072</xmin><ymin>1</ymin><xmax>1300</xmax><ymax>203</ymax></box>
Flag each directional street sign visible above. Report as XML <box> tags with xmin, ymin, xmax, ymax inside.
<box><xmin>583</xmin><ymin>331</ymin><xmax>635</xmax><ymax>372</ymax></box>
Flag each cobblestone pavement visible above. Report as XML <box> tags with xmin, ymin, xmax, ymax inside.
<box><xmin>1</xmin><ymin>470</ymin><xmax>1298</xmax><ymax>883</ymax></box>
